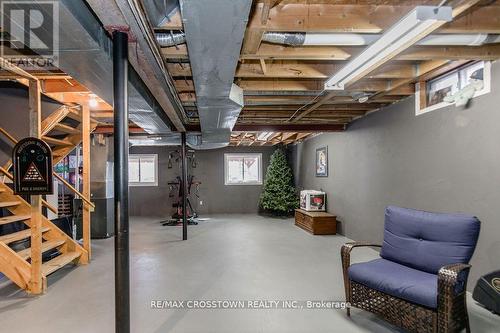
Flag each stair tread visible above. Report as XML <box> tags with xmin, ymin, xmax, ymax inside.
<box><xmin>0</xmin><ymin>214</ymin><xmax>31</xmax><ymax>226</ymax></box>
<box><xmin>42</xmin><ymin>251</ymin><xmax>81</xmax><ymax>276</ymax></box>
<box><xmin>42</xmin><ymin>136</ymin><xmax>73</xmax><ymax>146</ymax></box>
<box><xmin>17</xmin><ymin>239</ymin><xmax>66</xmax><ymax>260</ymax></box>
<box><xmin>0</xmin><ymin>201</ymin><xmax>21</xmax><ymax>208</ymax></box>
<box><xmin>53</xmin><ymin>123</ymin><xmax>80</xmax><ymax>134</ymax></box>
<box><xmin>64</xmin><ymin>109</ymin><xmax>82</xmax><ymax>121</ymax></box>
<box><xmin>0</xmin><ymin>226</ymin><xmax>50</xmax><ymax>244</ymax></box>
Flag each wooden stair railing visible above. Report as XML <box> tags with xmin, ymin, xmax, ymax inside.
<box><xmin>0</xmin><ymin>108</ymin><xmax>93</xmax><ymax>294</ymax></box>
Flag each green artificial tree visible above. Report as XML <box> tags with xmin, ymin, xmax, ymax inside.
<box><xmin>259</xmin><ymin>148</ymin><xmax>299</xmax><ymax>216</ymax></box>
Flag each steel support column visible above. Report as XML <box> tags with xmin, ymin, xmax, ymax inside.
<box><xmin>181</xmin><ymin>132</ymin><xmax>188</xmax><ymax>240</ymax></box>
<box><xmin>113</xmin><ymin>30</ymin><xmax>130</xmax><ymax>333</ymax></box>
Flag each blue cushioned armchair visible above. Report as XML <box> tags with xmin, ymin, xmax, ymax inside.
<box><xmin>341</xmin><ymin>206</ymin><xmax>480</xmax><ymax>333</ymax></box>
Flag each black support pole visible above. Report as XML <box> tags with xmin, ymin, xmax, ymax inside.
<box><xmin>113</xmin><ymin>30</ymin><xmax>130</xmax><ymax>333</ymax></box>
<box><xmin>181</xmin><ymin>132</ymin><xmax>188</xmax><ymax>240</ymax></box>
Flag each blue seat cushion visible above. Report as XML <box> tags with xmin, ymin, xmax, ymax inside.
<box><xmin>348</xmin><ymin>258</ymin><xmax>438</xmax><ymax>309</ymax></box>
<box><xmin>380</xmin><ymin>206</ymin><xmax>480</xmax><ymax>274</ymax></box>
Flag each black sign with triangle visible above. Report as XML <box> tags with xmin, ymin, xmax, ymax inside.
<box><xmin>12</xmin><ymin>137</ymin><xmax>53</xmax><ymax>195</ymax></box>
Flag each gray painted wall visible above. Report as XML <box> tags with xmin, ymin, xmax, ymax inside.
<box><xmin>129</xmin><ymin>146</ymin><xmax>276</xmax><ymax>217</ymax></box>
<box><xmin>0</xmin><ymin>82</ymin><xmax>61</xmax><ymax>165</ymax></box>
<box><xmin>293</xmin><ymin>62</ymin><xmax>500</xmax><ymax>288</ymax></box>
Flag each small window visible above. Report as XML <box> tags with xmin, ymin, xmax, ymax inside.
<box><xmin>416</xmin><ymin>61</ymin><xmax>490</xmax><ymax>115</ymax></box>
<box><xmin>129</xmin><ymin>154</ymin><xmax>158</xmax><ymax>186</ymax></box>
<box><xmin>224</xmin><ymin>153</ymin><xmax>262</xmax><ymax>185</ymax></box>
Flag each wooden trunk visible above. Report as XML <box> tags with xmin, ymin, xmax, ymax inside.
<box><xmin>295</xmin><ymin>209</ymin><xmax>337</xmax><ymax>235</ymax></box>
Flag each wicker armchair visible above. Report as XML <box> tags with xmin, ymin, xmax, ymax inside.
<box><xmin>341</xmin><ymin>206</ymin><xmax>480</xmax><ymax>333</ymax></box>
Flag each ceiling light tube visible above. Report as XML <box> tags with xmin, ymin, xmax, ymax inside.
<box><xmin>324</xmin><ymin>6</ymin><xmax>452</xmax><ymax>91</ymax></box>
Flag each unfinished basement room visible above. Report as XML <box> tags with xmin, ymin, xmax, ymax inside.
<box><xmin>1</xmin><ymin>0</ymin><xmax>500</xmax><ymax>332</ymax></box>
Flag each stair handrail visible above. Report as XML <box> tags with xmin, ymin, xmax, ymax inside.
<box><xmin>0</xmin><ymin>127</ymin><xmax>94</xmax><ymax>209</ymax></box>
<box><xmin>0</xmin><ymin>166</ymin><xmax>57</xmax><ymax>214</ymax></box>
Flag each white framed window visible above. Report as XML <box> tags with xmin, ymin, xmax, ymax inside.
<box><xmin>129</xmin><ymin>154</ymin><xmax>158</xmax><ymax>186</ymax></box>
<box><xmin>224</xmin><ymin>153</ymin><xmax>262</xmax><ymax>185</ymax></box>
<box><xmin>416</xmin><ymin>61</ymin><xmax>491</xmax><ymax>115</ymax></box>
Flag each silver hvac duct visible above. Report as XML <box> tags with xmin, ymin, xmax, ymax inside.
<box><xmin>3</xmin><ymin>0</ymin><xmax>175</xmax><ymax>134</ymax></box>
<box><xmin>141</xmin><ymin>0</ymin><xmax>180</xmax><ymax>27</ymax></box>
<box><xmin>179</xmin><ymin>0</ymin><xmax>251</xmax><ymax>149</ymax></box>
<box><xmin>156</xmin><ymin>32</ymin><xmax>186</xmax><ymax>47</ymax></box>
<box><xmin>262</xmin><ymin>32</ymin><xmax>500</xmax><ymax>46</ymax></box>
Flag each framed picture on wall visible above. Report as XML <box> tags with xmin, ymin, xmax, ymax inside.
<box><xmin>315</xmin><ymin>146</ymin><xmax>328</xmax><ymax>177</ymax></box>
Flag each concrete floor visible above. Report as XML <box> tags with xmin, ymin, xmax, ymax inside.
<box><xmin>0</xmin><ymin>215</ymin><xmax>499</xmax><ymax>333</ymax></box>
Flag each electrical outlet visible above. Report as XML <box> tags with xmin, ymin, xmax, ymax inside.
<box><xmin>200</xmin><ymin>200</ymin><xmax>203</xmax><ymax>206</ymax></box>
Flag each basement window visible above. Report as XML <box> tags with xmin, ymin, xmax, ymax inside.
<box><xmin>129</xmin><ymin>154</ymin><xmax>158</xmax><ymax>186</ymax></box>
<box><xmin>415</xmin><ymin>61</ymin><xmax>491</xmax><ymax>115</ymax></box>
<box><xmin>224</xmin><ymin>153</ymin><xmax>262</xmax><ymax>185</ymax></box>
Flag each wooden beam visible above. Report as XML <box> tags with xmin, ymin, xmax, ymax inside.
<box><xmin>42</xmin><ymin>79</ymin><xmax>89</xmax><ymax>93</ymax></box>
<box><xmin>155</xmin><ymin>11</ymin><xmax>183</xmax><ymax>30</ymax></box>
<box><xmin>233</xmin><ymin>124</ymin><xmax>345</xmax><ymax>132</ymax></box>
<box><xmin>41</xmin><ymin>106</ymin><xmax>70</xmax><ymax>136</ymax></box>
<box><xmin>241</xmin><ymin>28</ymin><xmax>266</xmax><ymax>55</ymax></box>
<box><xmin>28</xmin><ymin>79</ymin><xmax>44</xmax><ymax>294</ymax></box>
<box><xmin>169</xmin><ymin>61</ymin><xmax>419</xmax><ymax>79</ymax></box>
<box><xmin>246</xmin><ymin>2</ymin><xmax>500</xmax><ymax>33</ymax></box>
<box><xmin>81</xmin><ymin>105</ymin><xmax>91</xmax><ymax>263</ymax></box>
<box><xmin>176</xmin><ymin>78</ymin><xmax>414</xmax><ymax>94</ymax></box>
<box><xmin>259</xmin><ymin>59</ymin><xmax>268</xmax><ymax>75</ymax></box>
<box><xmin>243</xmin><ymin>43</ymin><xmax>354</xmax><ymax>60</ymax></box>
<box><xmin>237</xmin><ymin>43</ymin><xmax>500</xmax><ymax>61</ymax></box>
<box><xmin>399</xmin><ymin>44</ymin><xmax>500</xmax><ymax>61</ymax></box>
<box><xmin>261</xmin><ymin>0</ymin><xmax>273</xmax><ymax>25</ymax></box>
<box><xmin>0</xmin><ymin>242</ymin><xmax>31</xmax><ymax>290</ymax></box>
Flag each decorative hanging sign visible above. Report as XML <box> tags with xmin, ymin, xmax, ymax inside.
<box><xmin>12</xmin><ymin>137</ymin><xmax>53</xmax><ymax>195</ymax></box>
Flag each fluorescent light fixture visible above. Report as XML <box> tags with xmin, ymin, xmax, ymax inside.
<box><xmin>257</xmin><ymin>132</ymin><xmax>273</xmax><ymax>141</ymax></box>
<box><xmin>324</xmin><ymin>6</ymin><xmax>452</xmax><ymax>90</ymax></box>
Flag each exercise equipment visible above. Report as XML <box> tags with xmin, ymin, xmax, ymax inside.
<box><xmin>161</xmin><ymin>149</ymin><xmax>201</xmax><ymax>226</ymax></box>
<box><xmin>161</xmin><ymin>176</ymin><xmax>201</xmax><ymax>226</ymax></box>
<box><xmin>473</xmin><ymin>270</ymin><xmax>500</xmax><ymax>315</ymax></box>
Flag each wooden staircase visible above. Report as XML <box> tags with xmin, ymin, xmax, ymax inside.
<box><xmin>0</xmin><ymin>176</ymin><xmax>88</xmax><ymax>293</ymax></box>
<box><xmin>0</xmin><ymin>106</ymin><xmax>95</xmax><ymax>294</ymax></box>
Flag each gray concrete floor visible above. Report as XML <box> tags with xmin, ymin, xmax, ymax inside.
<box><xmin>0</xmin><ymin>215</ymin><xmax>499</xmax><ymax>333</ymax></box>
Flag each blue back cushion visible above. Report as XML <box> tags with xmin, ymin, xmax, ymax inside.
<box><xmin>380</xmin><ymin>206</ymin><xmax>480</xmax><ymax>274</ymax></box>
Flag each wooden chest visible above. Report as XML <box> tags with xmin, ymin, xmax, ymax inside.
<box><xmin>295</xmin><ymin>209</ymin><xmax>337</xmax><ymax>235</ymax></box>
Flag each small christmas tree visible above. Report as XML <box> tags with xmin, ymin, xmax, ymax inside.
<box><xmin>259</xmin><ymin>149</ymin><xmax>299</xmax><ymax>216</ymax></box>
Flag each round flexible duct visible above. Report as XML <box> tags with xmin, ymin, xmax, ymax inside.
<box><xmin>156</xmin><ymin>32</ymin><xmax>186</xmax><ymax>47</ymax></box>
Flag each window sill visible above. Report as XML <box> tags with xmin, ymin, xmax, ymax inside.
<box><xmin>129</xmin><ymin>183</ymin><xmax>158</xmax><ymax>187</ymax></box>
<box><xmin>416</xmin><ymin>88</ymin><xmax>490</xmax><ymax>116</ymax></box>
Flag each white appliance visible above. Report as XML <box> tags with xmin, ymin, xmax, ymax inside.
<box><xmin>300</xmin><ymin>190</ymin><xmax>326</xmax><ymax>212</ymax></box>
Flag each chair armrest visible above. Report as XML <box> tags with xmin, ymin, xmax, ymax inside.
<box><xmin>437</xmin><ymin>263</ymin><xmax>472</xmax><ymax>330</ymax></box>
<box><xmin>340</xmin><ymin>242</ymin><xmax>382</xmax><ymax>306</ymax></box>
<box><xmin>341</xmin><ymin>242</ymin><xmax>382</xmax><ymax>270</ymax></box>
<box><xmin>438</xmin><ymin>263</ymin><xmax>471</xmax><ymax>297</ymax></box>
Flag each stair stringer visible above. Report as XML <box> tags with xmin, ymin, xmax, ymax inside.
<box><xmin>0</xmin><ymin>182</ymin><xmax>88</xmax><ymax>265</ymax></box>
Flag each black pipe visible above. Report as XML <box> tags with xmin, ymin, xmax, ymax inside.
<box><xmin>113</xmin><ymin>30</ymin><xmax>130</xmax><ymax>333</ymax></box>
<box><xmin>181</xmin><ymin>132</ymin><xmax>188</xmax><ymax>240</ymax></box>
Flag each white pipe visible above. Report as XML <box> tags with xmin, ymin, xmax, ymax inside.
<box><xmin>263</xmin><ymin>32</ymin><xmax>497</xmax><ymax>47</ymax></box>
